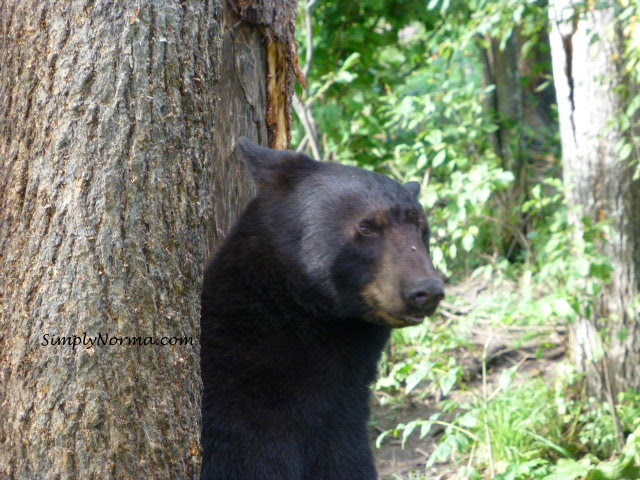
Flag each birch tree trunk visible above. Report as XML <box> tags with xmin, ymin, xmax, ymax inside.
<box><xmin>0</xmin><ymin>2</ymin><xmax>221</xmax><ymax>478</ymax></box>
<box><xmin>549</xmin><ymin>0</ymin><xmax>640</xmax><ymax>393</ymax></box>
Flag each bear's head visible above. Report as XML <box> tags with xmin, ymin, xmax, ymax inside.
<box><xmin>237</xmin><ymin>138</ymin><xmax>445</xmax><ymax>328</ymax></box>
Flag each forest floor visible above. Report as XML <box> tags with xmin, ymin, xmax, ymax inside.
<box><xmin>369</xmin><ymin>277</ymin><xmax>567</xmax><ymax>479</ymax></box>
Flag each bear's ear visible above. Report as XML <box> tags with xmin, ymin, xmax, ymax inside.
<box><xmin>236</xmin><ymin>137</ymin><xmax>318</xmax><ymax>190</ymax></box>
<box><xmin>404</xmin><ymin>181</ymin><xmax>421</xmax><ymax>199</ymax></box>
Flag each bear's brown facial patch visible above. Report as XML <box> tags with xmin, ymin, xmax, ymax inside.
<box><xmin>360</xmin><ymin>210</ymin><xmax>444</xmax><ymax>328</ymax></box>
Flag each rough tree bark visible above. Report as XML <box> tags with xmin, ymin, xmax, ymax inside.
<box><xmin>0</xmin><ymin>2</ymin><xmax>221</xmax><ymax>478</ymax></box>
<box><xmin>0</xmin><ymin>0</ymin><xmax>300</xmax><ymax>477</ymax></box>
<box><xmin>549</xmin><ymin>0</ymin><xmax>640</xmax><ymax>393</ymax></box>
<box><xmin>208</xmin><ymin>1</ymin><xmax>268</xmax><ymax>255</ymax></box>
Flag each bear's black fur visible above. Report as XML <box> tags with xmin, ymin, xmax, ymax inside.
<box><xmin>200</xmin><ymin>139</ymin><xmax>444</xmax><ymax>480</ymax></box>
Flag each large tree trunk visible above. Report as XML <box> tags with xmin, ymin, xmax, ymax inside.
<box><xmin>208</xmin><ymin>1</ymin><xmax>267</xmax><ymax>255</ymax></box>
<box><xmin>0</xmin><ymin>2</ymin><xmax>221</xmax><ymax>478</ymax></box>
<box><xmin>549</xmin><ymin>1</ymin><xmax>640</xmax><ymax>394</ymax></box>
<box><xmin>0</xmin><ymin>0</ymin><xmax>300</xmax><ymax>477</ymax></box>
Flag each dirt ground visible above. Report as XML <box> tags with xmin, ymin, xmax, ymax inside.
<box><xmin>369</xmin><ymin>279</ymin><xmax>567</xmax><ymax>479</ymax></box>
<box><xmin>370</xmin><ymin>349</ymin><xmax>564</xmax><ymax>479</ymax></box>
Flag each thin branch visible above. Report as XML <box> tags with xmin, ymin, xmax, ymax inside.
<box><xmin>293</xmin><ymin>92</ymin><xmax>322</xmax><ymax>159</ymax></box>
<box><xmin>296</xmin><ymin>134</ymin><xmax>309</xmax><ymax>153</ymax></box>
<box><xmin>302</xmin><ymin>0</ymin><xmax>316</xmax><ymax>79</ymax></box>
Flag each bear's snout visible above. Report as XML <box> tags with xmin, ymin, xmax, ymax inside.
<box><xmin>402</xmin><ymin>277</ymin><xmax>445</xmax><ymax>317</ymax></box>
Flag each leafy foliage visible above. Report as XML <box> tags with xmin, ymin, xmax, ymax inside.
<box><xmin>292</xmin><ymin>0</ymin><xmax>640</xmax><ymax>477</ymax></box>
<box><xmin>295</xmin><ymin>0</ymin><xmax>554</xmax><ymax>275</ymax></box>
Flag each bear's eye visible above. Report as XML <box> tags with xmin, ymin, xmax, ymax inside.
<box><xmin>358</xmin><ymin>221</ymin><xmax>376</xmax><ymax>236</ymax></box>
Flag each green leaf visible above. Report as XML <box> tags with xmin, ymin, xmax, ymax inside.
<box><xmin>432</xmin><ymin>149</ymin><xmax>447</xmax><ymax>167</ymax></box>
<box><xmin>457</xmin><ymin>412</ymin><xmax>478</xmax><ymax>429</ymax></box>
<box><xmin>401</xmin><ymin>421</ymin><xmax>418</xmax><ymax>448</ymax></box>
<box><xmin>439</xmin><ymin>367</ymin><xmax>459</xmax><ymax>395</ymax></box>
<box><xmin>553</xmin><ymin>297</ymin><xmax>575</xmax><ymax>318</ymax></box>
<box><xmin>619</xmin><ymin>142</ymin><xmax>632</xmax><ymax>161</ymax></box>
<box><xmin>375</xmin><ymin>430</ymin><xmax>392</xmax><ymax>449</ymax></box>
<box><xmin>334</xmin><ymin>71</ymin><xmax>356</xmax><ymax>84</ymax></box>
<box><xmin>341</xmin><ymin>52</ymin><xmax>360</xmax><ymax>70</ymax></box>
<box><xmin>420</xmin><ymin>420</ymin><xmax>434</xmax><ymax>438</ymax></box>
<box><xmin>543</xmin><ymin>458</ymin><xmax>594</xmax><ymax>480</ymax></box>
<box><xmin>405</xmin><ymin>363</ymin><xmax>434</xmax><ymax>394</ymax></box>
<box><xmin>425</xmin><ymin>129</ymin><xmax>443</xmax><ymax>145</ymax></box>
<box><xmin>462</xmin><ymin>232</ymin><xmax>474</xmax><ymax>252</ymax></box>
<box><xmin>498</xmin><ymin>365</ymin><xmax>517</xmax><ymax>390</ymax></box>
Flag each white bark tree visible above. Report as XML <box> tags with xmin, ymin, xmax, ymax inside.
<box><xmin>549</xmin><ymin>0</ymin><xmax>640</xmax><ymax>394</ymax></box>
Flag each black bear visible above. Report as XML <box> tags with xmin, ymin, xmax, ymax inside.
<box><xmin>200</xmin><ymin>138</ymin><xmax>444</xmax><ymax>480</ymax></box>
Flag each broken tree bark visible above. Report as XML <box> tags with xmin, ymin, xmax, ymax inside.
<box><xmin>207</xmin><ymin>0</ymin><xmax>302</xmax><ymax>256</ymax></box>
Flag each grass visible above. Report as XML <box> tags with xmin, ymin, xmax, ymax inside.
<box><xmin>374</xmin><ymin>273</ymin><xmax>640</xmax><ymax>480</ymax></box>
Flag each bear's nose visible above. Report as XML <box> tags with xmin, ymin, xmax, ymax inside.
<box><xmin>403</xmin><ymin>278</ymin><xmax>445</xmax><ymax>316</ymax></box>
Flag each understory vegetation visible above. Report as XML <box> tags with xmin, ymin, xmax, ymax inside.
<box><xmin>293</xmin><ymin>0</ymin><xmax>640</xmax><ymax>478</ymax></box>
